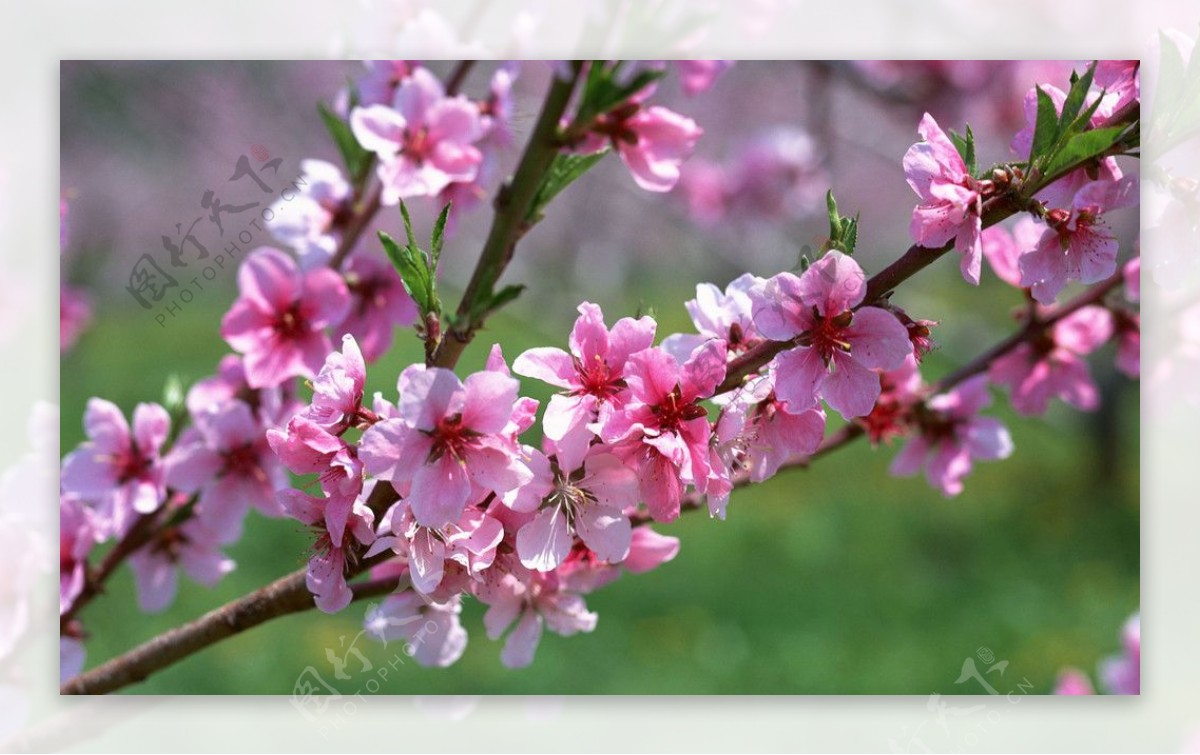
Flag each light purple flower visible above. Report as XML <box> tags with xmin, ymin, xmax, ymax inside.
<box><xmin>165</xmin><ymin>400</ymin><xmax>287</xmax><ymax>542</ymax></box>
<box><xmin>981</xmin><ymin>216</ymin><xmax>1043</xmax><ymax>288</ymax></box>
<box><xmin>60</xmin><ymin>399</ymin><xmax>171</xmax><ymax>536</ymax></box>
<box><xmin>301</xmin><ymin>333</ymin><xmax>369</xmax><ymax>434</ymax></box>
<box><xmin>220</xmin><ymin>247</ymin><xmax>351</xmax><ymax>389</ymax></box>
<box><xmin>750</xmin><ymin>251</ymin><xmax>912</xmax><ymax>419</ymax></box>
<box><xmin>514</xmin><ymin>302</ymin><xmax>656</xmax><ymax>466</ymax></box>
<box><xmin>476</xmin><ymin>567</ymin><xmax>597</xmax><ymax>669</ymax></box>
<box><xmin>186</xmin><ymin>354</ymin><xmax>301</xmax><ymax>429</ymax></box>
<box><xmin>364</xmin><ymin>592</ymin><xmax>468</xmax><ymax>667</ymax></box>
<box><xmin>127</xmin><ymin>515</ymin><xmax>236</xmax><ymax>613</ymax></box>
<box><xmin>1054</xmin><ymin>668</ymin><xmax>1096</xmax><ymax>695</ymax></box>
<box><xmin>661</xmin><ymin>273</ymin><xmax>766</xmax><ymax>360</ymax></box>
<box><xmin>353</xmin><ymin>60</ymin><xmax>420</xmax><ymax>110</ymax></box>
<box><xmin>889</xmin><ymin>375</ymin><xmax>1014</xmax><ymax>497</ymax></box>
<box><xmin>989</xmin><ymin>306</ymin><xmax>1114</xmax><ymax>416</ymax></box>
<box><xmin>675</xmin><ymin>60</ymin><xmax>733</xmax><ymax>95</ymax></box>
<box><xmin>515</xmin><ymin>444</ymin><xmax>639</xmax><ymax>572</ymax></box>
<box><xmin>337</xmin><ymin>255</ymin><xmax>418</xmax><ymax>363</ymax></box>
<box><xmin>367</xmin><ymin>501</ymin><xmax>504</xmax><ymax>597</ymax></box>
<box><xmin>266</xmin><ymin>159</ymin><xmax>352</xmax><ymax>269</ymax></box>
<box><xmin>1019</xmin><ymin>176</ymin><xmax>1139</xmax><ymax>304</ymax></box>
<box><xmin>904</xmin><ymin>113</ymin><xmax>984</xmax><ymax>284</ymax></box>
<box><xmin>60</xmin><ymin>637</ymin><xmax>85</xmax><ymax>683</ymax></box>
<box><xmin>1099</xmin><ymin>613</ymin><xmax>1139</xmax><ymax>695</ymax></box>
<box><xmin>350</xmin><ymin>67</ymin><xmax>485</xmax><ymax>203</ymax></box>
<box><xmin>278</xmin><ymin>484</ymin><xmax>376</xmax><ymax>614</ymax></box>
<box><xmin>60</xmin><ymin>493</ymin><xmax>97</xmax><ymax>615</ymax></box>
<box><xmin>596</xmin><ymin>340</ymin><xmax>726</xmax><ymax>522</ymax></box>
<box><xmin>715</xmin><ymin>374</ymin><xmax>826</xmax><ymax>487</ymax></box>
<box><xmin>616</xmin><ymin>106</ymin><xmax>703</xmax><ymax>192</ymax></box>
<box><xmin>359</xmin><ymin>364</ymin><xmax>533</xmax><ymax>528</ymax></box>
<box><xmin>60</xmin><ymin>284</ymin><xmax>92</xmax><ymax>352</ymax></box>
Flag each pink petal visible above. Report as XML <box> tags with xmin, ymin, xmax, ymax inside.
<box><xmin>349</xmin><ymin>104</ymin><xmax>407</xmax><ymax>157</ymax></box>
<box><xmin>462</xmin><ymin>370</ymin><xmax>520</xmax><ymax>435</ymax></box>
<box><xmin>512</xmin><ymin>347</ymin><xmax>576</xmax><ymax>389</ymax></box>
<box><xmin>769</xmin><ymin>347</ymin><xmax>826</xmax><ymax>413</ymax></box>
<box><xmin>237</xmin><ymin>248</ymin><xmax>300</xmax><ymax>313</ymax></box>
<box><xmin>623</xmin><ymin>527</ymin><xmax>680</xmax><ymax>573</ymax></box>
<box><xmin>409</xmin><ymin>454</ymin><xmax>472</xmax><ymax>528</ymax></box>
<box><xmin>822</xmin><ymin>352</ymin><xmax>882</xmax><ymax>420</ymax></box>
<box><xmin>517</xmin><ymin>506</ymin><xmax>573</xmax><ymax>571</ymax></box>
<box><xmin>845</xmin><ymin>307</ymin><xmax>911</xmax><ymax>370</ymax></box>
<box><xmin>799</xmin><ymin>250</ymin><xmax>866</xmax><ymax>315</ymax></box>
<box><xmin>500</xmin><ymin>610</ymin><xmax>543</xmax><ymax>668</ymax></box>
<box><xmin>575</xmin><ymin>504</ymin><xmax>631</xmax><ymax>563</ymax></box>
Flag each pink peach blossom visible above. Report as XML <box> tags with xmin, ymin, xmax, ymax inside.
<box><xmin>596</xmin><ymin>340</ymin><xmax>726</xmax><ymax>522</ymax></box>
<box><xmin>750</xmin><ymin>251</ymin><xmax>912</xmax><ymax>419</ymax></box>
<box><xmin>350</xmin><ymin>67</ymin><xmax>484</xmax><ymax>203</ymax></box>
<box><xmin>359</xmin><ymin>364</ymin><xmax>533</xmax><ymax>528</ymax></box>
<box><xmin>1019</xmin><ymin>177</ymin><xmax>1139</xmax><ymax>304</ymax></box>
<box><xmin>889</xmin><ymin>375</ymin><xmax>1013</xmax><ymax>497</ymax></box>
<box><xmin>220</xmin><ymin>247</ymin><xmax>351</xmax><ymax>388</ymax></box>
<box><xmin>60</xmin><ymin>399</ymin><xmax>171</xmax><ymax>536</ymax></box>
<box><xmin>338</xmin><ymin>254</ymin><xmax>418</xmax><ymax>363</ymax></box>
<box><xmin>166</xmin><ymin>400</ymin><xmax>288</xmax><ymax>542</ymax></box>
<box><xmin>904</xmin><ymin>113</ymin><xmax>983</xmax><ymax>284</ymax></box>
<box><xmin>513</xmin><ymin>302</ymin><xmax>655</xmax><ymax>465</ymax></box>
<box><xmin>989</xmin><ymin>306</ymin><xmax>1114</xmax><ymax>415</ymax></box>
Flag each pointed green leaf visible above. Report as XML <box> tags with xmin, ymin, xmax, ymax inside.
<box><xmin>528</xmin><ymin>150</ymin><xmax>610</xmax><ymax>222</ymax></box>
<box><xmin>948</xmin><ymin>124</ymin><xmax>977</xmax><ymax>176</ymax></box>
<box><xmin>472</xmin><ymin>283</ymin><xmax>526</xmax><ymax>321</ymax></box>
<box><xmin>379</xmin><ymin>230</ymin><xmax>433</xmax><ymax>314</ymax></box>
<box><xmin>398</xmin><ymin>200</ymin><xmax>418</xmax><ymax>250</ymax></box>
<box><xmin>431</xmin><ymin>202</ymin><xmax>452</xmax><ymax>268</ymax></box>
<box><xmin>317</xmin><ymin>103</ymin><xmax>371</xmax><ymax>185</ymax></box>
<box><xmin>1059</xmin><ymin>62</ymin><xmax>1096</xmax><ymax>127</ymax></box>
<box><xmin>1030</xmin><ymin>86</ymin><xmax>1061</xmax><ymax>162</ymax></box>
<box><xmin>1042</xmin><ymin>125</ymin><xmax>1130</xmax><ymax>179</ymax></box>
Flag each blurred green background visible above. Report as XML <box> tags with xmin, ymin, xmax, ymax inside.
<box><xmin>60</xmin><ymin>61</ymin><xmax>1138</xmax><ymax>694</ymax></box>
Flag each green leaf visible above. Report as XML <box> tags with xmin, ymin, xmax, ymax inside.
<box><xmin>317</xmin><ymin>103</ymin><xmax>372</xmax><ymax>185</ymax></box>
<box><xmin>398</xmin><ymin>200</ymin><xmax>418</xmax><ymax>250</ymax></box>
<box><xmin>1059</xmin><ymin>62</ymin><xmax>1096</xmax><ymax>127</ymax></box>
<box><xmin>1030</xmin><ymin>86</ymin><xmax>1061</xmax><ymax>162</ymax></box>
<box><xmin>823</xmin><ymin>190</ymin><xmax>859</xmax><ymax>255</ymax></box>
<box><xmin>948</xmin><ymin>124</ymin><xmax>977</xmax><ymax>176</ymax></box>
<box><xmin>431</xmin><ymin>202</ymin><xmax>451</xmax><ymax>268</ymax></box>
<box><xmin>471</xmin><ymin>284</ymin><xmax>526</xmax><ymax>321</ymax></box>
<box><xmin>379</xmin><ymin>230</ymin><xmax>433</xmax><ymax>315</ymax></box>
<box><xmin>1042</xmin><ymin>125</ymin><xmax>1130</xmax><ymax>179</ymax></box>
<box><xmin>528</xmin><ymin>151</ymin><xmax>610</xmax><ymax>221</ymax></box>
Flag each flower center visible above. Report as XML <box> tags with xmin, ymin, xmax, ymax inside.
<box><xmin>426</xmin><ymin>413</ymin><xmax>477</xmax><ymax>463</ymax></box>
<box><xmin>650</xmin><ymin>385</ymin><xmax>708</xmax><ymax>431</ymax></box>
<box><xmin>405</xmin><ymin>128</ymin><xmax>432</xmax><ymax>163</ymax></box>
<box><xmin>275</xmin><ymin>303</ymin><xmax>308</xmax><ymax>340</ymax></box>
<box><xmin>797</xmin><ymin>307</ymin><xmax>854</xmax><ymax>365</ymax></box>
<box><xmin>573</xmin><ymin>355</ymin><xmax>626</xmax><ymax>402</ymax></box>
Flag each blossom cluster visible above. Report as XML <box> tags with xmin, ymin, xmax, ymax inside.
<box><xmin>59</xmin><ymin>60</ymin><xmax>1139</xmax><ymax>679</ymax></box>
<box><xmin>907</xmin><ymin>62</ymin><xmax>1139</xmax><ymax>294</ymax></box>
